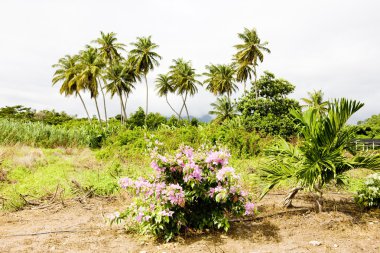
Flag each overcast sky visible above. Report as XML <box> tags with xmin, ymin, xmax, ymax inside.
<box><xmin>0</xmin><ymin>0</ymin><xmax>379</xmax><ymax>123</ymax></box>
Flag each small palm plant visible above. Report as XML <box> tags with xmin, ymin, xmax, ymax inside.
<box><xmin>301</xmin><ymin>90</ymin><xmax>329</xmax><ymax>114</ymax></box>
<box><xmin>209</xmin><ymin>96</ymin><xmax>238</xmax><ymax>124</ymax></box>
<box><xmin>260</xmin><ymin>98</ymin><xmax>380</xmax><ymax>212</ymax></box>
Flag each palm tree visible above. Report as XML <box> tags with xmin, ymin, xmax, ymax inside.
<box><xmin>203</xmin><ymin>64</ymin><xmax>237</xmax><ymax>99</ymax></box>
<box><xmin>52</xmin><ymin>55</ymin><xmax>91</xmax><ymax>123</ymax></box>
<box><xmin>76</xmin><ymin>46</ymin><xmax>105</xmax><ymax>126</ymax></box>
<box><xmin>234</xmin><ymin>28</ymin><xmax>270</xmax><ymax>97</ymax></box>
<box><xmin>234</xmin><ymin>61</ymin><xmax>253</xmax><ymax>92</ymax></box>
<box><xmin>301</xmin><ymin>90</ymin><xmax>329</xmax><ymax>114</ymax></box>
<box><xmin>155</xmin><ymin>74</ymin><xmax>179</xmax><ymax>118</ymax></box>
<box><xmin>209</xmin><ymin>96</ymin><xmax>238</xmax><ymax>124</ymax></box>
<box><xmin>260</xmin><ymin>99</ymin><xmax>380</xmax><ymax>212</ymax></box>
<box><xmin>92</xmin><ymin>31</ymin><xmax>125</xmax><ymax>65</ymax></box>
<box><xmin>129</xmin><ymin>36</ymin><xmax>161</xmax><ymax>126</ymax></box>
<box><xmin>169</xmin><ymin>58</ymin><xmax>201</xmax><ymax>120</ymax></box>
<box><xmin>104</xmin><ymin>62</ymin><xmax>136</xmax><ymax>123</ymax></box>
<box><xmin>93</xmin><ymin>32</ymin><xmax>126</xmax><ymax>125</ymax></box>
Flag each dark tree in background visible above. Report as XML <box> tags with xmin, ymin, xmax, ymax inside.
<box><xmin>237</xmin><ymin>71</ymin><xmax>300</xmax><ymax>137</ymax></box>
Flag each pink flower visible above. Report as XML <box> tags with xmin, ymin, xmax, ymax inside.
<box><xmin>191</xmin><ymin>167</ymin><xmax>202</xmax><ymax>181</ymax></box>
<box><xmin>164</xmin><ymin>184</ymin><xmax>185</xmax><ymax>207</ymax></box>
<box><xmin>119</xmin><ymin>177</ymin><xmax>133</xmax><ymax>189</ymax></box>
<box><xmin>159</xmin><ymin>210</ymin><xmax>174</xmax><ymax>217</ymax></box>
<box><xmin>157</xmin><ymin>154</ymin><xmax>168</xmax><ymax>163</ymax></box>
<box><xmin>244</xmin><ymin>202</ymin><xmax>255</xmax><ymax>215</ymax></box>
<box><xmin>208</xmin><ymin>188</ymin><xmax>216</xmax><ymax>197</ymax></box>
<box><xmin>150</xmin><ymin>161</ymin><xmax>164</xmax><ymax>173</ymax></box>
<box><xmin>105</xmin><ymin>211</ymin><xmax>120</xmax><ymax>220</ymax></box>
<box><xmin>183</xmin><ymin>162</ymin><xmax>202</xmax><ymax>182</ymax></box>
<box><xmin>182</xmin><ymin>146</ymin><xmax>194</xmax><ymax>159</ymax></box>
<box><xmin>136</xmin><ymin>212</ymin><xmax>144</xmax><ymax>222</ymax></box>
<box><xmin>205</xmin><ymin>151</ymin><xmax>231</xmax><ymax>166</ymax></box>
<box><xmin>216</xmin><ymin>167</ymin><xmax>237</xmax><ymax>181</ymax></box>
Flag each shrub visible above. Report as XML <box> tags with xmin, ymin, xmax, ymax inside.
<box><xmin>108</xmin><ymin>146</ymin><xmax>255</xmax><ymax>241</ymax></box>
<box><xmin>355</xmin><ymin>173</ymin><xmax>380</xmax><ymax>208</ymax></box>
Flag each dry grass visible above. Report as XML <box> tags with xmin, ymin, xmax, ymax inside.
<box><xmin>11</xmin><ymin>146</ymin><xmax>45</xmax><ymax>169</ymax></box>
<box><xmin>72</xmin><ymin>148</ymin><xmax>102</xmax><ymax>170</ymax></box>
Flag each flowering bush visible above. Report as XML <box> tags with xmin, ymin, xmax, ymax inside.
<box><xmin>109</xmin><ymin>146</ymin><xmax>255</xmax><ymax>241</ymax></box>
<box><xmin>355</xmin><ymin>173</ymin><xmax>380</xmax><ymax>208</ymax></box>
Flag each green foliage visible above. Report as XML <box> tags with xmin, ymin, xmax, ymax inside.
<box><xmin>237</xmin><ymin>71</ymin><xmax>300</xmax><ymax>136</ymax></box>
<box><xmin>0</xmin><ymin>119</ymin><xmax>90</xmax><ymax>148</ymax></box>
<box><xmin>356</xmin><ymin>114</ymin><xmax>380</xmax><ymax>138</ymax></box>
<box><xmin>0</xmin><ymin>105</ymin><xmax>35</xmax><ymax>120</ymax></box>
<box><xmin>355</xmin><ymin>173</ymin><xmax>380</xmax><ymax>208</ymax></box>
<box><xmin>214</xmin><ymin>118</ymin><xmax>263</xmax><ymax>157</ymax></box>
<box><xmin>260</xmin><ymin>98</ymin><xmax>380</xmax><ymax>198</ymax></box>
<box><xmin>0</xmin><ymin>105</ymin><xmax>74</xmax><ymax>125</ymax></box>
<box><xmin>125</xmin><ymin>107</ymin><xmax>168</xmax><ymax>130</ymax></box>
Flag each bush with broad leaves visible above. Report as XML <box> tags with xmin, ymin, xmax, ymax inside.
<box><xmin>108</xmin><ymin>146</ymin><xmax>255</xmax><ymax>241</ymax></box>
<box><xmin>355</xmin><ymin>173</ymin><xmax>380</xmax><ymax>208</ymax></box>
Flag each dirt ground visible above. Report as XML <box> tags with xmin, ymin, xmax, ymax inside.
<box><xmin>1</xmin><ymin>193</ymin><xmax>379</xmax><ymax>253</ymax></box>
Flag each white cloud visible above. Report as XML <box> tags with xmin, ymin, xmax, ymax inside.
<box><xmin>0</xmin><ymin>0</ymin><xmax>379</xmax><ymax>123</ymax></box>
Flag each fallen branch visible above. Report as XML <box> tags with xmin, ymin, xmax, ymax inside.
<box><xmin>19</xmin><ymin>194</ymin><xmax>39</xmax><ymax>206</ymax></box>
<box><xmin>229</xmin><ymin>207</ymin><xmax>311</xmax><ymax>222</ymax></box>
<box><xmin>0</xmin><ymin>228</ymin><xmax>124</xmax><ymax>238</ymax></box>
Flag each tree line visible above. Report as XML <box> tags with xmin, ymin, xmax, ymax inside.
<box><xmin>52</xmin><ymin>28</ymin><xmax>270</xmax><ymax>127</ymax></box>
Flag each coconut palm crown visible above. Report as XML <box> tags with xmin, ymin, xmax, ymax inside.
<box><xmin>129</xmin><ymin>36</ymin><xmax>161</xmax><ymax>126</ymax></box>
<box><xmin>203</xmin><ymin>64</ymin><xmax>237</xmax><ymax>98</ymax></box>
<box><xmin>234</xmin><ymin>28</ymin><xmax>270</xmax><ymax>96</ymax></box>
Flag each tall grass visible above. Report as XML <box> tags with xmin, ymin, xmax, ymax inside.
<box><xmin>0</xmin><ymin>118</ymin><xmax>269</xmax><ymax>156</ymax></box>
<box><xmin>0</xmin><ymin>119</ymin><xmax>90</xmax><ymax>147</ymax></box>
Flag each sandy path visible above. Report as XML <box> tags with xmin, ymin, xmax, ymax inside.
<box><xmin>0</xmin><ymin>195</ymin><xmax>379</xmax><ymax>253</ymax></box>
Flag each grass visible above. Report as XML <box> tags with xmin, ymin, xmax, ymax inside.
<box><xmin>0</xmin><ymin>145</ymin><xmax>152</xmax><ymax>210</ymax></box>
<box><xmin>1</xmin><ymin>144</ymin><xmax>376</xmax><ymax>211</ymax></box>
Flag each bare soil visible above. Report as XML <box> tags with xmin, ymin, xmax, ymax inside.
<box><xmin>1</xmin><ymin>193</ymin><xmax>379</xmax><ymax>253</ymax></box>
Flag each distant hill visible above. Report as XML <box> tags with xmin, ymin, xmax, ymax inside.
<box><xmin>198</xmin><ymin>115</ymin><xmax>212</xmax><ymax>122</ymax></box>
<box><xmin>164</xmin><ymin>114</ymin><xmax>213</xmax><ymax>122</ymax></box>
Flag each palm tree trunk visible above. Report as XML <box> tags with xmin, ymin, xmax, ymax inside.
<box><xmin>120</xmin><ymin>102</ymin><xmax>124</xmax><ymax>124</ymax></box>
<box><xmin>118</xmin><ymin>92</ymin><xmax>124</xmax><ymax>124</ymax></box>
<box><xmin>77</xmin><ymin>92</ymin><xmax>91</xmax><ymax>123</ymax></box>
<box><xmin>183</xmin><ymin>92</ymin><xmax>190</xmax><ymax>120</ymax></box>
<box><xmin>120</xmin><ymin>92</ymin><xmax>128</xmax><ymax>121</ymax></box>
<box><xmin>94</xmin><ymin>97</ymin><xmax>102</xmax><ymax>127</ymax></box>
<box><xmin>313</xmin><ymin>184</ymin><xmax>323</xmax><ymax>213</ymax></box>
<box><xmin>99</xmin><ymin>83</ymin><xmax>108</xmax><ymax>126</ymax></box>
<box><xmin>253</xmin><ymin>65</ymin><xmax>258</xmax><ymax>99</ymax></box>
<box><xmin>179</xmin><ymin>94</ymin><xmax>187</xmax><ymax>120</ymax></box>
<box><xmin>123</xmin><ymin>92</ymin><xmax>128</xmax><ymax>120</ymax></box>
<box><xmin>144</xmin><ymin>74</ymin><xmax>148</xmax><ymax>127</ymax></box>
<box><xmin>283</xmin><ymin>186</ymin><xmax>303</xmax><ymax>208</ymax></box>
<box><xmin>166</xmin><ymin>94</ymin><xmax>180</xmax><ymax>118</ymax></box>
